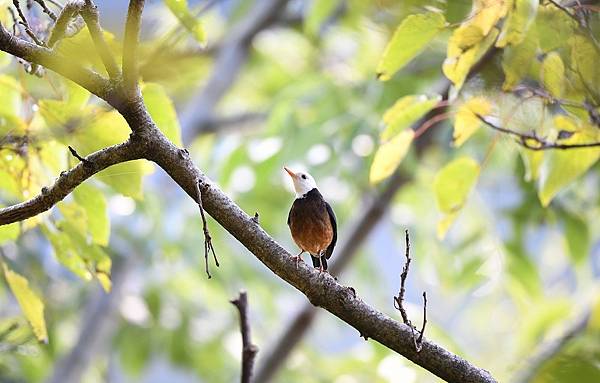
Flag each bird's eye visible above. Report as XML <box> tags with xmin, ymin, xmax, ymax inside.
<box><xmin>301</xmin><ymin>174</ymin><xmax>307</xmax><ymax>179</ymax></box>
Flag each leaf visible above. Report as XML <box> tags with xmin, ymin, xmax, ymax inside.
<box><xmin>0</xmin><ymin>75</ymin><xmax>25</xmax><ymax>135</ymax></box>
<box><xmin>496</xmin><ymin>0</ymin><xmax>538</xmax><ymax>47</ymax></box>
<box><xmin>141</xmin><ymin>83</ymin><xmax>183</xmax><ymax>147</ymax></box>
<box><xmin>42</xmin><ymin>224</ymin><xmax>93</xmax><ymax>281</ymax></box>
<box><xmin>570</xmin><ymin>35</ymin><xmax>600</xmax><ymax>95</ymax></box>
<box><xmin>434</xmin><ymin>157</ymin><xmax>480</xmax><ymax>238</ymax></box>
<box><xmin>538</xmin><ymin>117</ymin><xmax>600</xmax><ymax>206</ymax></box>
<box><xmin>453</xmin><ymin>97</ymin><xmax>492</xmax><ymax>147</ymax></box>
<box><xmin>562</xmin><ymin>211</ymin><xmax>589</xmax><ymax>264</ymax></box>
<box><xmin>443</xmin><ymin>27</ymin><xmax>499</xmax><ymax>90</ymax></box>
<box><xmin>73</xmin><ymin>183</ymin><xmax>110</xmax><ymax>246</ymax></box>
<box><xmin>64</xmin><ymin>79</ymin><xmax>90</xmax><ymax>110</ymax></box>
<box><xmin>469</xmin><ymin>0</ymin><xmax>508</xmax><ymax>36</ymax></box>
<box><xmin>304</xmin><ymin>0</ymin><xmax>337</xmax><ymax>36</ymax></box>
<box><xmin>2</xmin><ymin>263</ymin><xmax>48</xmax><ymax>343</ymax></box>
<box><xmin>0</xmin><ymin>204</ymin><xmax>19</xmax><ymax>244</ymax></box>
<box><xmin>519</xmin><ymin>147</ymin><xmax>543</xmax><ymax>181</ymax></box>
<box><xmin>380</xmin><ymin>94</ymin><xmax>441</xmax><ymax>141</ymax></box>
<box><xmin>376</xmin><ymin>12</ymin><xmax>446</xmax><ymax>81</ymax></box>
<box><xmin>369</xmin><ymin>130</ymin><xmax>414</xmax><ymax>184</ymax></box>
<box><xmin>164</xmin><ymin>0</ymin><xmax>206</xmax><ymax>46</ymax></box>
<box><xmin>540</xmin><ymin>52</ymin><xmax>565</xmax><ymax>98</ymax></box>
<box><xmin>96</xmin><ymin>161</ymin><xmax>152</xmax><ymax>200</ymax></box>
<box><xmin>501</xmin><ymin>30</ymin><xmax>538</xmax><ymax>90</ymax></box>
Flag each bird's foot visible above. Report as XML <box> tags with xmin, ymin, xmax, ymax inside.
<box><xmin>292</xmin><ymin>255</ymin><xmax>304</xmax><ymax>268</ymax></box>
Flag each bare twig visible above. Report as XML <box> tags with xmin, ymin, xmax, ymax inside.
<box><xmin>0</xmin><ymin>140</ymin><xmax>142</xmax><ymax>225</ymax></box>
<box><xmin>46</xmin><ymin>1</ymin><xmax>84</xmax><ymax>48</ymax></box>
<box><xmin>196</xmin><ymin>179</ymin><xmax>219</xmax><ymax>278</ymax></box>
<box><xmin>33</xmin><ymin>0</ymin><xmax>57</xmax><ymax>21</ymax></box>
<box><xmin>476</xmin><ymin>114</ymin><xmax>600</xmax><ymax>150</ymax></box>
<box><xmin>123</xmin><ymin>0</ymin><xmax>145</xmax><ymax>96</ymax></box>
<box><xmin>231</xmin><ymin>291</ymin><xmax>259</xmax><ymax>383</ymax></box>
<box><xmin>12</xmin><ymin>0</ymin><xmax>44</xmax><ymax>46</ymax></box>
<box><xmin>393</xmin><ymin>230</ymin><xmax>427</xmax><ymax>353</ymax></box>
<box><xmin>81</xmin><ymin>0</ymin><xmax>121</xmax><ymax>79</ymax></box>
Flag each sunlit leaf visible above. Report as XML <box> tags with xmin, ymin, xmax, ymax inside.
<box><xmin>0</xmin><ymin>221</ymin><xmax>19</xmax><ymax>244</ymax></box>
<box><xmin>519</xmin><ymin>147</ymin><xmax>543</xmax><ymax>181</ymax></box>
<box><xmin>165</xmin><ymin>0</ymin><xmax>206</xmax><ymax>46</ymax></box>
<box><xmin>538</xmin><ymin>116</ymin><xmax>600</xmax><ymax>206</ymax></box>
<box><xmin>540</xmin><ymin>52</ymin><xmax>565</xmax><ymax>98</ymax></box>
<box><xmin>536</xmin><ymin>4</ymin><xmax>575</xmax><ymax>52</ymax></box>
<box><xmin>0</xmin><ymin>75</ymin><xmax>25</xmax><ymax>135</ymax></box>
<box><xmin>380</xmin><ymin>94</ymin><xmax>441</xmax><ymax>141</ymax></box>
<box><xmin>2</xmin><ymin>263</ymin><xmax>48</xmax><ymax>343</ymax></box>
<box><xmin>496</xmin><ymin>0</ymin><xmax>538</xmax><ymax>47</ymax></box>
<box><xmin>142</xmin><ymin>83</ymin><xmax>183</xmax><ymax>147</ymax></box>
<box><xmin>369</xmin><ymin>130</ymin><xmax>414</xmax><ymax>184</ymax></box>
<box><xmin>469</xmin><ymin>0</ymin><xmax>508</xmax><ymax>36</ymax></box>
<box><xmin>443</xmin><ymin>27</ymin><xmax>499</xmax><ymax>90</ymax></box>
<box><xmin>376</xmin><ymin>12</ymin><xmax>446</xmax><ymax>81</ymax></box>
<box><xmin>42</xmin><ymin>224</ymin><xmax>92</xmax><ymax>281</ymax></box>
<box><xmin>73</xmin><ymin>183</ymin><xmax>110</xmax><ymax>246</ymax></box>
<box><xmin>453</xmin><ymin>96</ymin><xmax>492</xmax><ymax>147</ymax></box>
<box><xmin>64</xmin><ymin>79</ymin><xmax>90</xmax><ymax>110</ymax></box>
<box><xmin>570</xmin><ymin>35</ymin><xmax>600</xmax><ymax>96</ymax></box>
<box><xmin>97</xmin><ymin>161</ymin><xmax>152</xmax><ymax>200</ymax></box>
<box><xmin>304</xmin><ymin>0</ymin><xmax>337</xmax><ymax>37</ymax></box>
<box><xmin>501</xmin><ymin>30</ymin><xmax>538</xmax><ymax>90</ymax></box>
<box><xmin>436</xmin><ymin>211</ymin><xmax>458</xmax><ymax>239</ymax></box>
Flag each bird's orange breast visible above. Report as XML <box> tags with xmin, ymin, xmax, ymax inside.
<box><xmin>288</xmin><ymin>192</ymin><xmax>334</xmax><ymax>256</ymax></box>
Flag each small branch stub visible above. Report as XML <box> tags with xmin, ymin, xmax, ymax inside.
<box><xmin>231</xmin><ymin>291</ymin><xmax>259</xmax><ymax>383</ymax></box>
<box><xmin>393</xmin><ymin>229</ymin><xmax>427</xmax><ymax>352</ymax></box>
<box><xmin>68</xmin><ymin>145</ymin><xmax>91</xmax><ymax>166</ymax></box>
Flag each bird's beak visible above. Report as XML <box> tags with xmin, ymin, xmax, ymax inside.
<box><xmin>284</xmin><ymin>166</ymin><xmax>297</xmax><ymax>179</ymax></box>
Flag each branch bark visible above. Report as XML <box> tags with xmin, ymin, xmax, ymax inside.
<box><xmin>231</xmin><ymin>291</ymin><xmax>259</xmax><ymax>383</ymax></box>
<box><xmin>81</xmin><ymin>0</ymin><xmax>121</xmax><ymax>79</ymax></box>
<box><xmin>122</xmin><ymin>0</ymin><xmax>145</xmax><ymax>96</ymax></box>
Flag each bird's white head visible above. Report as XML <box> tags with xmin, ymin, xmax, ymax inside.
<box><xmin>284</xmin><ymin>167</ymin><xmax>317</xmax><ymax>198</ymax></box>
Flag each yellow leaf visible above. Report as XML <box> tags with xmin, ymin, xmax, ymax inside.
<box><xmin>470</xmin><ymin>0</ymin><xmax>508</xmax><ymax>36</ymax></box>
<box><xmin>570</xmin><ymin>35</ymin><xmax>600</xmax><ymax>95</ymax></box>
<box><xmin>519</xmin><ymin>148</ymin><xmax>544</xmax><ymax>181</ymax></box>
<box><xmin>2</xmin><ymin>263</ymin><xmax>48</xmax><ymax>343</ymax></box>
<box><xmin>381</xmin><ymin>94</ymin><xmax>441</xmax><ymax>141</ymax></box>
<box><xmin>496</xmin><ymin>0</ymin><xmax>538</xmax><ymax>47</ymax></box>
<box><xmin>443</xmin><ymin>27</ymin><xmax>499</xmax><ymax>90</ymax></box>
<box><xmin>453</xmin><ymin>97</ymin><xmax>492</xmax><ymax>147</ymax></box>
<box><xmin>538</xmin><ymin>117</ymin><xmax>600</xmax><ymax>206</ymax></box>
<box><xmin>540</xmin><ymin>52</ymin><xmax>565</xmax><ymax>98</ymax></box>
<box><xmin>369</xmin><ymin>130</ymin><xmax>414</xmax><ymax>184</ymax></box>
<box><xmin>437</xmin><ymin>211</ymin><xmax>458</xmax><ymax>240</ymax></box>
<box><xmin>376</xmin><ymin>12</ymin><xmax>446</xmax><ymax>81</ymax></box>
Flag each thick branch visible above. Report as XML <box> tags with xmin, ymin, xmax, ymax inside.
<box><xmin>81</xmin><ymin>0</ymin><xmax>121</xmax><ymax>79</ymax></box>
<box><xmin>0</xmin><ymin>140</ymin><xmax>143</xmax><ymax>225</ymax></box>
<box><xmin>0</xmin><ymin>22</ymin><xmax>112</xmax><ymax>100</ymax></box>
<box><xmin>122</xmin><ymin>0</ymin><xmax>145</xmax><ymax>96</ymax></box>
<box><xmin>143</xmin><ymin>128</ymin><xmax>497</xmax><ymax>383</ymax></box>
<box><xmin>231</xmin><ymin>291</ymin><xmax>258</xmax><ymax>383</ymax></box>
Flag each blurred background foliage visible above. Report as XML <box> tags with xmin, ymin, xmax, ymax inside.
<box><xmin>0</xmin><ymin>0</ymin><xmax>599</xmax><ymax>382</ymax></box>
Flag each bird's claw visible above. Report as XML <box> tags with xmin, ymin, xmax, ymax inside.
<box><xmin>292</xmin><ymin>255</ymin><xmax>304</xmax><ymax>268</ymax></box>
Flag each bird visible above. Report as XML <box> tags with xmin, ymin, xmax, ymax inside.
<box><xmin>284</xmin><ymin>166</ymin><xmax>337</xmax><ymax>272</ymax></box>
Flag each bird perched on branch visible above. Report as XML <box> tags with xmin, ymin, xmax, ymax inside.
<box><xmin>284</xmin><ymin>167</ymin><xmax>337</xmax><ymax>272</ymax></box>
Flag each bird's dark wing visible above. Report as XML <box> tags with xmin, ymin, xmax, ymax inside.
<box><xmin>287</xmin><ymin>207</ymin><xmax>291</xmax><ymax>226</ymax></box>
<box><xmin>324</xmin><ymin>201</ymin><xmax>337</xmax><ymax>259</ymax></box>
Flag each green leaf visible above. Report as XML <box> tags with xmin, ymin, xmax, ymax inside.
<box><xmin>73</xmin><ymin>183</ymin><xmax>110</xmax><ymax>246</ymax></box>
<box><xmin>376</xmin><ymin>12</ymin><xmax>446</xmax><ymax>81</ymax></box>
<box><xmin>434</xmin><ymin>157</ymin><xmax>480</xmax><ymax>213</ymax></box>
<box><xmin>519</xmin><ymin>147</ymin><xmax>543</xmax><ymax>181</ymax></box>
<box><xmin>570</xmin><ymin>35</ymin><xmax>600</xmax><ymax>95</ymax></box>
<box><xmin>0</xmin><ymin>205</ymin><xmax>19</xmax><ymax>244</ymax></box>
<box><xmin>562</xmin><ymin>211</ymin><xmax>589</xmax><ymax>264</ymax></box>
<box><xmin>64</xmin><ymin>79</ymin><xmax>90</xmax><ymax>110</ymax></box>
<box><xmin>496</xmin><ymin>0</ymin><xmax>538</xmax><ymax>47</ymax></box>
<box><xmin>142</xmin><ymin>83</ymin><xmax>183</xmax><ymax>147</ymax></box>
<box><xmin>304</xmin><ymin>0</ymin><xmax>337</xmax><ymax>37</ymax></box>
<box><xmin>42</xmin><ymin>224</ymin><xmax>93</xmax><ymax>281</ymax></box>
<box><xmin>0</xmin><ymin>51</ymin><xmax>10</xmax><ymax>69</ymax></box>
<box><xmin>2</xmin><ymin>263</ymin><xmax>48</xmax><ymax>343</ymax></box>
<box><xmin>380</xmin><ymin>95</ymin><xmax>440</xmax><ymax>141</ymax></box>
<box><xmin>540</xmin><ymin>52</ymin><xmax>565</xmax><ymax>98</ymax></box>
<box><xmin>96</xmin><ymin>161</ymin><xmax>152</xmax><ymax>200</ymax></box>
<box><xmin>165</xmin><ymin>0</ymin><xmax>206</xmax><ymax>46</ymax></box>
<box><xmin>538</xmin><ymin>117</ymin><xmax>600</xmax><ymax>206</ymax></box>
<box><xmin>0</xmin><ymin>75</ymin><xmax>25</xmax><ymax>135</ymax></box>
<box><xmin>453</xmin><ymin>97</ymin><xmax>492</xmax><ymax>147</ymax></box>
<box><xmin>369</xmin><ymin>130</ymin><xmax>414</xmax><ymax>184</ymax></box>
<box><xmin>501</xmin><ymin>30</ymin><xmax>538</xmax><ymax>90</ymax></box>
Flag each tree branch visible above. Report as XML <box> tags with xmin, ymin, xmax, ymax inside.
<box><xmin>0</xmin><ymin>140</ymin><xmax>143</xmax><ymax>225</ymax></box>
<box><xmin>81</xmin><ymin>0</ymin><xmax>121</xmax><ymax>79</ymax></box>
<box><xmin>0</xmin><ymin>22</ymin><xmax>112</xmax><ymax>100</ymax></box>
<box><xmin>122</xmin><ymin>0</ymin><xmax>145</xmax><ymax>96</ymax></box>
<box><xmin>231</xmin><ymin>291</ymin><xmax>259</xmax><ymax>383</ymax></box>
<box><xmin>46</xmin><ymin>1</ymin><xmax>84</xmax><ymax>48</ymax></box>
<box><xmin>476</xmin><ymin>114</ymin><xmax>600</xmax><ymax>150</ymax></box>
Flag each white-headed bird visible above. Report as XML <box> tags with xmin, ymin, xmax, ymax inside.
<box><xmin>284</xmin><ymin>167</ymin><xmax>337</xmax><ymax>272</ymax></box>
